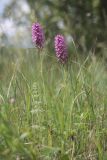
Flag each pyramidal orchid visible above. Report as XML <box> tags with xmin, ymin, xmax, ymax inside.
<box><xmin>32</xmin><ymin>22</ymin><xmax>45</xmax><ymax>49</ymax></box>
<box><xmin>54</xmin><ymin>34</ymin><xmax>68</xmax><ymax>63</ymax></box>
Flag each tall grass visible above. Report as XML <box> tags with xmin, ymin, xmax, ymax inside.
<box><xmin>0</xmin><ymin>47</ymin><xmax>107</xmax><ymax>160</ymax></box>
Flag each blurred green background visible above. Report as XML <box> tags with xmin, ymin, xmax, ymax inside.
<box><xmin>0</xmin><ymin>0</ymin><xmax>107</xmax><ymax>55</ymax></box>
<box><xmin>28</xmin><ymin>0</ymin><xmax>107</xmax><ymax>54</ymax></box>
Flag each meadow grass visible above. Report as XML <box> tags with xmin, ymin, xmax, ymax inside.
<box><xmin>0</xmin><ymin>47</ymin><xmax>107</xmax><ymax>160</ymax></box>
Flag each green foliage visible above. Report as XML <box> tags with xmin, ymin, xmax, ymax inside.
<box><xmin>0</xmin><ymin>47</ymin><xmax>107</xmax><ymax>159</ymax></box>
<box><xmin>28</xmin><ymin>0</ymin><xmax>107</xmax><ymax>53</ymax></box>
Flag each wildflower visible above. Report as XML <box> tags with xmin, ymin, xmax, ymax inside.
<box><xmin>32</xmin><ymin>22</ymin><xmax>45</xmax><ymax>48</ymax></box>
<box><xmin>54</xmin><ymin>34</ymin><xmax>68</xmax><ymax>63</ymax></box>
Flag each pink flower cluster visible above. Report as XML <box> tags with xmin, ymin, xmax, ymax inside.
<box><xmin>32</xmin><ymin>22</ymin><xmax>45</xmax><ymax>49</ymax></box>
<box><xmin>54</xmin><ymin>35</ymin><xmax>68</xmax><ymax>63</ymax></box>
<box><xmin>32</xmin><ymin>22</ymin><xmax>68</xmax><ymax>63</ymax></box>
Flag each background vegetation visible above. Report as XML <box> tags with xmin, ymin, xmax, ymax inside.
<box><xmin>2</xmin><ymin>0</ymin><xmax>107</xmax><ymax>54</ymax></box>
<box><xmin>28</xmin><ymin>0</ymin><xmax>107</xmax><ymax>54</ymax></box>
